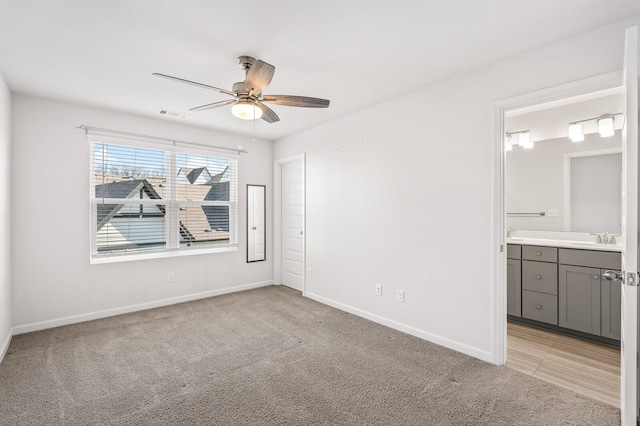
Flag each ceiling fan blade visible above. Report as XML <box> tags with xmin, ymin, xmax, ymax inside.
<box><xmin>257</xmin><ymin>102</ymin><xmax>280</xmax><ymax>123</ymax></box>
<box><xmin>153</xmin><ymin>73</ymin><xmax>235</xmax><ymax>97</ymax></box>
<box><xmin>244</xmin><ymin>60</ymin><xmax>275</xmax><ymax>95</ymax></box>
<box><xmin>261</xmin><ymin>95</ymin><xmax>330</xmax><ymax>108</ymax></box>
<box><xmin>189</xmin><ymin>99</ymin><xmax>237</xmax><ymax>112</ymax></box>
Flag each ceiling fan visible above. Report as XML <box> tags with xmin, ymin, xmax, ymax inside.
<box><xmin>153</xmin><ymin>56</ymin><xmax>330</xmax><ymax>123</ymax></box>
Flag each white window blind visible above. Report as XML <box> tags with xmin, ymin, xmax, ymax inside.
<box><xmin>90</xmin><ymin>139</ymin><xmax>238</xmax><ymax>262</ymax></box>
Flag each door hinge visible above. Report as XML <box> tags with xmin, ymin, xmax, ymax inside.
<box><xmin>500</xmin><ymin>245</ymin><xmax>504</xmax><ymax>253</ymax></box>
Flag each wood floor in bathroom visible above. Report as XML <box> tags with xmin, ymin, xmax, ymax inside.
<box><xmin>506</xmin><ymin>321</ymin><xmax>620</xmax><ymax>407</ymax></box>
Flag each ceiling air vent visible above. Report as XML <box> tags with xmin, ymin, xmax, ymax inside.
<box><xmin>157</xmin><ymin>109</ymin><xmax>190</xmax><ymax>120</ymax></box>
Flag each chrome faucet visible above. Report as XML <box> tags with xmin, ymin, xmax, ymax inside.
<box><xmin>591</xmin><ymin>231</ymin><xmax>621</xmax><ymax>244</ymax></box>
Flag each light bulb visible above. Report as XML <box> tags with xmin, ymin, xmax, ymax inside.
<box><xmin>568</xmin><ymin>123</ymin><xmax>584</xmax><ymax>142</ymax></box>
<box><xmin>598</xmin><ymin>116</ymin><xmax>614</xmax><ymax>138</ymax></box>
<box><xmin>232</xmin><ymin>101</ymin><xmax>263</xmax><ymax>120</ymax></box>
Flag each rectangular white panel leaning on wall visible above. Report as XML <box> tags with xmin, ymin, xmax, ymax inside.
<box><xmin>0</xmin><ymin>71</ymin><xmax>12</xmax><ymax>362</ymax></box>
<box><xmin>273</xmin><ymin>15</ymin><xmax>640</xmax><ymax>361</ymax></box>
<box><xmin>10</xmin><ymin>95</ymin><xmax>274</xmax><ymax>331</ymax></box>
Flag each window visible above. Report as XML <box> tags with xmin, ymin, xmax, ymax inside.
<box><xmin>90</xmin><ymin>138</ymin><xmax>237</xmax><ymax>262</ymax></box>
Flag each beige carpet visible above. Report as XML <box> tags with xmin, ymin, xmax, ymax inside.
<box><xmin>0</xmin><ymin>286</ymin><xmax>619</xmax><ymax>425</ymax></box>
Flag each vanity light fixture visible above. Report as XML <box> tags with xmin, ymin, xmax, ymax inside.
<box><xmin>505</xmin><ymin>130</ymin><xmax>532</xmax><ymax>150</ymax></box>
<box><xmin>568</xmin><ymin>123</ymin><xmax>584</xmax><ymax>142</ymax></box>
<box><xmin>598</xmin><ymin>115</ymin><xmax>615</xmax><ymax>138</ymax></box>
<box><xmin>505</xmin><ymin>135</ymin><xmax>513</xmax><ymax>151</ymax></box>
<box><xmin>567</xmin><ymin>112</ymin><xmax>622</xmax><ymax>141</ymax></box>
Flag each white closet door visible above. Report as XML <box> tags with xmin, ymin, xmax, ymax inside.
<box><xmin>281</xmin><ymin>159</ymin><xmax>304</xmax><ymax>291</ymax></box>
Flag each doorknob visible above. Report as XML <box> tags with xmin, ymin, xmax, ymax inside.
<box><xmin>602</xmin><ymin>270</ymin><xmax>623</xmax><ymax>281</ymax></box>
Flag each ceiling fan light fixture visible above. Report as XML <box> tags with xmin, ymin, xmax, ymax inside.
<box><xmin>231</xmin><ymin>101</ymin><xmax>263</xmax><ymax>120</ymax></box>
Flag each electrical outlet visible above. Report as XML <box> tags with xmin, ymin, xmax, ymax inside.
<box><xmin>396</xmin><ymin>289</ymin><xmax>405</xmax><ymax>303</ymax></box>
<box><xmin>375</xmin><ymin>284</ymin><xmax>382</xmax><ymax>296</ymax></box>
<box><xmin>168</xmin><ymin>272</ymin><xmax>175</xmax><ymax>283</ymax></box>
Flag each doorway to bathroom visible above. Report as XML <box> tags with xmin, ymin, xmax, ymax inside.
<box><xmin>503</xmin><ymin>87</ymin><xmax>624</xmax><ymax>408</ymax></box>
<box><xmin>492</xmin><ymin>26</ymin><xmax>637</xmax><ymax>423</ymax></box>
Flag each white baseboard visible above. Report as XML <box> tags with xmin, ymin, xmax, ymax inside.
<box><xmin>0</xmin><ymin>328</ymin><xmax>12</xmax><ymax>363</ymax></box>
<box><xmin>12</xmin><ymin>280</ymin><xmax>274</xmax><ymax>336</ymax></box>
<box><xmin>304</xmin><ymin>291</ymin><xmax>492</xmax><ymax>363</ymax></box>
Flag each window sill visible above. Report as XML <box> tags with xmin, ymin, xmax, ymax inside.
<box><xmin>90</xmin><ymin>245</ymin><xmax>238</xmax><ymax>264</ymax></box>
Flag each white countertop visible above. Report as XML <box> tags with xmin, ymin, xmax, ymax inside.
<box><xmin>507</xmin><ymin>237</ymin><xmax>622</xmax><ymax>252</ymax></box>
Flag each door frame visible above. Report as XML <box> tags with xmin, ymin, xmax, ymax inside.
<box><xmin>274</xmin><ymin>153</ymin><xmax>306</xmax><ymax>294</ymax></box>
<box><xmin>491</xmin><ymin>70</ymin><xmax>623</xmax><ymax>365</ymax></box>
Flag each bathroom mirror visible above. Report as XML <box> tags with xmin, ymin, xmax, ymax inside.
<box><xmin>506</xmin><ymin>92</ymin><xmax>623</xmax><ymax>235</ymax></box>
<box><xmin>247</xmin><ymin>185</ymin><xmax>266</xmax><ymax>262</ymax></box>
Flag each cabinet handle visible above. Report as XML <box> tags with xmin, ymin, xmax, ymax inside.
<box><xmin>536</xmin><ymin>275</ymin><xmax>542</xmax><ymax>279</ymax></box>
<box><xmin>536</xmin><ymin>305</ymin><xmax>542</xmax><ymax>309</ymax></box>
<box><xmin>536</xmin><ymin>251</ymin><xmax>542</xmax><ymax>256</ymax></box>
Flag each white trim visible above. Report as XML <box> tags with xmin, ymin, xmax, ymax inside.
<box><xmin>90</xmin><ymin>244</ymin><xmax>238</xmax><ymax>264</ymax></box>
<box><xmin>274</xmin><ymin>154</ymin><xmax>306</xmax><ymax>294</ymax></box>
<box><xmin>12</xmin><ymin>280</ymin><xmax>273</xmax><ymax>335</ymax></box>
<box><xmin>491</xmin><ymin>103</ymin><xmax>507</xmax><ymax>365</ymax></box>
<box><xmin>491</xmin><ymin>71</ymin><xmax>623</xmax><ymax>366</ymax></box>
<box><xmin>305</xmin><ymin>291</ymin><xmax>492</xmax><ymax>363</ymax></box>
<box><xmin>562</xmin><ymin>147</ymin><xmax>623</xmax><ymax>231</ymax></box>
<box><xmin>0</xmin><ymin>328</ymin><xmax>12</xmax><ymax>363</ymax></box>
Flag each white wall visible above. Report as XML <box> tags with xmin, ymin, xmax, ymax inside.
<box><xmin>273</xmin><ymin>16</ymin><xmax>640</xmax><ymax>361</ymax></box>
<box><xmin>11</xmin><ymin>94</ymin><xmax>273</xmax><ymax>331</ymax></box>
<box><xmin>0</xmin><ymin>71</ymin><xmax>11</xmax><ymax>361</ymax></box>
<box><xmin>506</xmin><ymin>132</ymin><xmax>621</xmax><ymax>232</ymax></box>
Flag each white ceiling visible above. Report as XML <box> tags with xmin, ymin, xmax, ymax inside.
<box><xmin>0</xmin><ymin>1</ymin><xmax>639</xmax><ymax>141</ymax></box>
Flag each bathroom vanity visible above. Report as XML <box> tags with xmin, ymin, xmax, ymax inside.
<box><xmin>507</xmin><ymin>240</ymin><xmax>621</xmax><ymax>344</ymax></box>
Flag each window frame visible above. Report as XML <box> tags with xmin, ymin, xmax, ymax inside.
<box><xmin>89</xmin><ymin>135</ymin><xmax>238</xmax><ymax>264</ymax></box>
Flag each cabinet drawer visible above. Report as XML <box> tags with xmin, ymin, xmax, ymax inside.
<box><xmin>523</xmin><ymin>246</ymin><xmax>558</xmax><ymax>262</ymax></box>
<box><xmin>558</xmin><ymin>249</ymin><xmax>621</xmax><ymax>270</ymax></box>
<box><xmin>522</xmin><ymin>261</ymin><xmax>558</xmax><ymax>295</ymax></box>
<box><xmin>522</xmin><ymin>290</ymin><xmax>558</xmax><ymax>325</ymax></box>
<box><xmin>507</xmin><ymin>244</ymin><xmax>521</xmax><ymax>260</ymax></box>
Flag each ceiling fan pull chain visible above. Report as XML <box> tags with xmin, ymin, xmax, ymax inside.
<box><xmin>253</xmin><ymin>102</ymin><xmax>257</xmax><ymax>143</ymax></box>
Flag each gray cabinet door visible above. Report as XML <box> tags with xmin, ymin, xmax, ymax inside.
<box><xmin>507</xmin><ymin>259</ymin><xmax>521</xmax><ymax>317</ymax></box>
<box><xmin>559</xmin><ymin>265</ymin><xmax>601</xmax><ymax>335</ymax></box>
<box><xmin>601</xmin><ymin>272</ymin><xmax>621</xmax><ymax>340</ymax></box>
